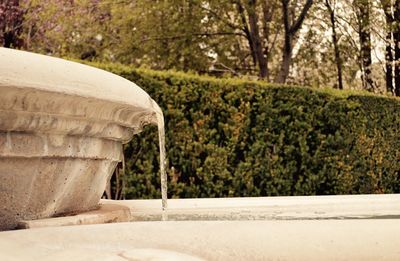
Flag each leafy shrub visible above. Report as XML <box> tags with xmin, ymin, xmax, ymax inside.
<box><xmin>93</xmin><ymin>62</ymin><xmax>400</xmax><ymax>198</ymax></box>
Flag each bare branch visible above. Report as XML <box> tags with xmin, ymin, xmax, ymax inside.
<box><xmin>139</xmin><ymin>32</ymin><xmax>246</xmax><ymax>44</ymax></box>
<box><xmin>290</xmin><ymin>0</ymin><xmax>313</xmax><ymax>34</ymax></box>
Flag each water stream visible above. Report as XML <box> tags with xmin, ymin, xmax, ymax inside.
<box><xmin>155</xmin><ymin>109</ymin><xmax>168</xmax><ymax>221</ymax></box>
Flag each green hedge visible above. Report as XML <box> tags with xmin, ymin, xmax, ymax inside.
<box><xmin>94</xmin><ymin>63</ymin><xmax>400</xmax><ymax>198</ymax></box>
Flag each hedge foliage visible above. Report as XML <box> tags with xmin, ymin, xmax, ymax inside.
<box><xmin>94</xmin><ymin>63</ymin><xmax>400</xmax><ymax>198</ymax></box>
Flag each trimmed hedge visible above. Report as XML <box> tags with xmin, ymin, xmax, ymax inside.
<box><xmin>94</xmin><ymin>63</ymin><xmax>400</xmax><ymax>198</ymax></box>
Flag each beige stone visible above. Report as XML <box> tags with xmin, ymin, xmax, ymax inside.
<box><xmin>0</xmin><ymin>219</ymin><xmax>399</xmax><ymax>260</ymax></box>
<box><xmin>16</xmin><ymin>194</ymin><xmax>400</xmax><ymax>229</ymax></box>
<box><xmin>0</xmin><ymin>47</ymin><xmax>162</xmax><ymax>230</ymax></box>
<box><xmin>17</xmin><ymin>203</ymin><xmax>131</xmax><ymax>229</ymax></box>
<box><xmin>106</xmin><ymin>193</ymin><xmax>400</xmax><ymax>221</ymax></box>
<box><xmin>3</xmin><ymin>195</ymin><xmax>400</xmax><ymax>260</ymax></box>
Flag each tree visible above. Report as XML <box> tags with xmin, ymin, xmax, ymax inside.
<box><xmin>354</xmin><ymin>0</ymin><xmax>375</xmax><ymax>91</ymax></box>
<box><xmin>325</xmin><ymin>0</ymin><xmax>343</xmax><ymax>89</ymax></box>
<box><xmin>7</xmin><ymin>0</ymin><xmax>391</xmax><ymax>93</ymax></box>
<box><xmin>381</xmin><ymin>0</ymin><xmax>400</xmax><ymax>96</ymax></box>
<box><xmin>20</xmin><ymin>0</ymin><xmax>113</xmax><ymax>60</ymax></box>
<box><xmin>191</xmin><ymin>0</ymin><xmax>281</xmax><ymax>78</ymax></box>
<box><xmin>381</xmin><ymin>0</ymin><xmax>394</xmax><ymax>94</ymax></box>
<box><xmin>233</xmin><ymin>0</ymin><xmax>272</xmax><ymax>79</ymax></box>
<box><xmin>0</xmin><ymin>0</ymin><xmax>24</xmax><ymax>48</ymax></box>
<box><xmin>244</xmin><ymin>0</ymin><xmax>268</xmax><ymax>79</ymax></box>
<box><xmin>275</xmin><ymin>0</ymin><xmax>313</xmax><ymax>83</ymax></box>
<box><xmin>395</xmin><ymin>1</ymin><xmax>400</xmax><ymax>96</ymax></box>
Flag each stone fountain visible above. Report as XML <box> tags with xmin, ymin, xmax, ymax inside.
<box><xmin>0</xmin><ymin>47</ymin><xmax>164</xmax><ymax>230</ymax></box>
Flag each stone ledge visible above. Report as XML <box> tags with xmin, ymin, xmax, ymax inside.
<box><xmin>17</xmin><ymin>194</ymin><xmax>400</xmax><ymax>229</ymax></box>
<box><xmin>18</xmin><ymin>203</ymin><xmax>130</xmax><ymax>229</ymax></box>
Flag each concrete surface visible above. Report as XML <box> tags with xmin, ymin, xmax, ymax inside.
<box><xmin>18</xmin><ymin>203</ymin><xmax>131</xmax><ymax>229</ymax></box>
<box><xmin>0</xmin><ymin>47</ymin><xmax>163</xmax><ymax>230</ymax></box>
<box><xmin>18</xmin><ymin>194</ymin><xmax>400</xmax><ymax>228</ymax></box>
<box><xmin>0</xmin><ymin>220</ymin><xmax>399</xmax><ymax>260</ymax></box>
<box><xmin>109</xmin><ymin>194</ymin><xmax>400</xmax><ymax>221</ymax></box>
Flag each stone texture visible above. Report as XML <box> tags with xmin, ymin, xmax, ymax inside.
<box><xmin>15</xmin><ymin>194</ymin><xmax>400</xmax><ymax>229</ymax></box>
<box><xmin>106</xmin><ymin>194</ymin><xmax>400</xmax><ymax>221</ymax></box>
<box><xmin>18</xmin><ymin>203</ymin><xmax>131</xmax><ymax>229</ymax></box>
<box><xmin>1</xmin><ymin>157</ymin><xmax>117</xmax><ymax>230</ymax></box>
<box><xmin>0</xmin><ymin>47</ymin><xmax>162</xmax><ymax>230</ymax></box>
<box><xmin>0</xmin><ymin>220</ymin><xmax>400</xmax><ymax>260</ymax></box>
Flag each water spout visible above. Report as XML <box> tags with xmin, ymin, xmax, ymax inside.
<box><xmin>151</xmin><ymin>99</ymin><xmax>168</xmax><ymax>221</ymax></box>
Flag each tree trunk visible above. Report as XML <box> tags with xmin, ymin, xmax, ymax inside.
<box><xmin>394</xmin><ymin>0</ymin><xmax>400</xmax><ymax>96</ymax></box>
<box><xmin>385</xmin><ymin>31</ymin><xmax>394</xmax><ymax>94</ymax></box>
<box><xmin>276</xmin><ymin>31</ymin><xmax>292</xmax><ymax>83</ymax></box>
<box><xmin>247</xmin><ymin>0</ymin><xmax>268</xmax><ymax>79</ymax></box>
<box><xmin>275</xmin><ymin>0</ymin><xmax>292</xmax><ymax>83</ymax></box>
<box><xmin>236</xmin><ymin>0</ymin><xmax>258</xmax><ymax>67</ymax></box>
<box><xmin>326</xmin><ymin>0</ymin><xmax>343</xmax><ymax>90</ymax></box>
<box><xmin>261</xmin><ymin>0</ymin><xmax>275</xmax><ymax>81</ymax></box>
<box><xmin>356</xmin><ymin>0</ymin><xmax>374</xmax><ymax>91</ymax></box>
<box><xmin>381</xmin><ymin>0</ymin><xmax>394</xmax><ymax>94</ymax></box>
<box><xmin>183</xmin><ymin>0</ymin><xmax>194</xmax><ymax>71</ymax></box>
<box><xmin>275</xmin><ymin>0</ymin><xmax>313</xmax><ymax>84</ymax></box>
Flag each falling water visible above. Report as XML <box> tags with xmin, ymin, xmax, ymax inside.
<box><xmin>155</xmin><ymin>107</ymin><xmax>168</xmax><ymax>221</ymax></box>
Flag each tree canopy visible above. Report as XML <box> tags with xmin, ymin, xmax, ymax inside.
<box><xmin>1</xmin><ymin>0</ymin><xmax>399</xmax><ymax>94</ymax></box>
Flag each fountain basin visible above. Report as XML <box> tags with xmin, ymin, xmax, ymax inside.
<box><xmin>16</xmin><ymin>194</ymin><xmax>400</xmax><ymax>229</ymax></box>
<box><xmin>0</xmin><ymin>48</ymin><xmax>162</xmax><ymax>230</ymax></box>
<box><xmin>2</xmin><ymin>219</ymin><xmax>400</xmax><ymax>260</ymax></box>
<box><xmin>4</xmin><ymin>194</ymin><xmax>400</xmax><ymax>260</ymax></box>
